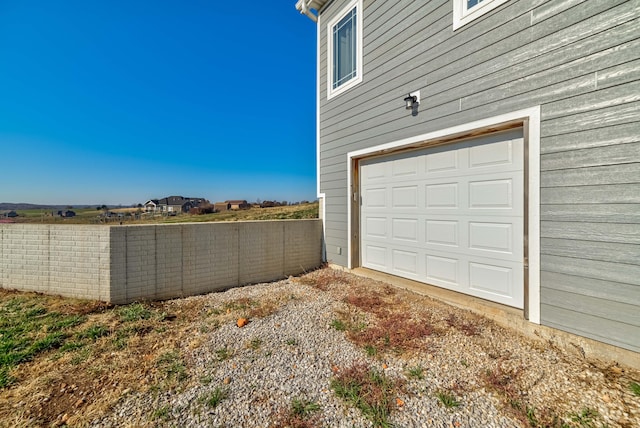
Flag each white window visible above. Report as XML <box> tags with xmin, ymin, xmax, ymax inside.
<box><xmin>453</xmin><ymin>0</ymin><xmax>510</xmax><ymax>30</ymax></box>
<box><xmin>327</xmin><ymin>0</ymin><xmax>363</xmax><ymax>99</ymax></box>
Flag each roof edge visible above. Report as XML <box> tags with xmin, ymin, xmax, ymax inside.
<box><xmin>295</xmin><ymin>0</ymin><xmax>328</xmax><ymax>22</ymax></box>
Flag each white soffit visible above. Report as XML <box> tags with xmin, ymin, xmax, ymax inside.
<box><xmin>295</xmin><ymin>0</ymin><xmax>329</xmax><ymax>22</ymax></box>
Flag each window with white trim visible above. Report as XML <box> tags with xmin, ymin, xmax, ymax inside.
<box><xmin>453</xmin><ymin>0</ymin><xmax>510</xmax><ymax>30</ymax></box>
<box><xmin>327</xmin><ymin>0</ymin><xmax>362</xmax><ymax>99</ymax></box>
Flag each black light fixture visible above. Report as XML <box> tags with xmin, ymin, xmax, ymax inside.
<box><xmin>404</xmin><ymin>93</ymin><xmax>418</xmax><ymax>110</ymax></box>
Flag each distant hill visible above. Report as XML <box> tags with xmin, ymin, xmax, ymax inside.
<box><xmin>0</xmin><ymin>203</ymin><xmax>95</xmax><ymax>211</ymax></box>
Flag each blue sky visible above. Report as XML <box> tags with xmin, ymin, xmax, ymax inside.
<box><xmin>0</xmin><ymin>1</ymin><xmax>317</xmax><ymax>206</ymax></box>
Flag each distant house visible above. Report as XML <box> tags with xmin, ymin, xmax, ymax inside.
<box><xmin>215</xmin><ymin>200</ymin><xmax>251</xmax><ymax>211</ymax></box>
<box><xmin>181</xmin><ymin>199</ymin><xmax>204</xmax><ymax>212</ymax></box>
<box><xmin>214</xmin><ymin>202</ymin><xmax>231</xmax><ymax>212</ymax></box>
<box><xmin>0</xmin><ymin>210</ymin><xmax>18</xmax><ymax>218</ymax></box>
<box><xmin>227</xmin><ymin>200</ymin><xmax>250</xmax><ymax>210</ymax></box>
<box><xmin>260</xmin><ymin>200</ymin><xmax>290</xmax><ymax>208</ymax></box>
<box><xmin>144</xmin><ymin>196</ymin><xmax>208</xmax><ymax>214</ymax></box>
<box><xmin>144</xmin><ymin>200</ymin><xmax>158</xmax><ymax>212</ymax></box>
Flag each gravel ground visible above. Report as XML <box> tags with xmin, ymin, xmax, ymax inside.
<box><xmin>92</xmin><ymin>269</ymin><xmax>640</xmax><ymax>428</ymax></box>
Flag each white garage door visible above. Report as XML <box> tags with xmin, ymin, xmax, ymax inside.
<box><xmin>360</xmin><ymin>129</ymin><xmax>524</xmax><ymax>308</ymax></box>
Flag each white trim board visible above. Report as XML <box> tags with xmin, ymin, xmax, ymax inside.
<box><xmin>316</xmin><ymin>12</ymin><xmax>322</xmax><ymax>199</ymax></box>
<box><xmin>347</xmin><ymin>106</ymin><xmax>541</xmax><ymax>324</ymax></box>
<box><xmin>317</xmin><ymin>12</ymin><xmax>327</xmax><ymax>262</ymax></box>
<box><xmin>453</xmin><ymin>0</ymin><xmax>510</xmax><ymax>30</ymax></box>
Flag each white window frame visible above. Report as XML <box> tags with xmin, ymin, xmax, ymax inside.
<box><xmin>326</xmin><ymin>0</ymin><xmax>363</xmax><ymax>100</ymax></box>
<box><xmin>453</xmin><ymin>0</ymin><xmax>510</xmax><ymax>30</ymax></box>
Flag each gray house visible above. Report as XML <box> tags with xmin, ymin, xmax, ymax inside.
<box><xmin>296</xmin><ymin>0</ymin><xmax>639</xmax><ymax>354</ymax></box>
<box><xmin>144</xmin><ymin>196</ymin><xmax>207</xmax><ymax>214</ymax></box>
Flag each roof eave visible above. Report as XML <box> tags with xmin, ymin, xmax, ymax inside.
<box><xmin>295</xmin><ymin>0</ymin><xmax>328</xmax><ymax>22</ymax></box>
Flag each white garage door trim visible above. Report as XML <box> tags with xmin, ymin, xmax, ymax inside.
<box><xmin>347</xmin><ymin>106</ymin><xmax>541</xmax><ymax>323</ymax></box>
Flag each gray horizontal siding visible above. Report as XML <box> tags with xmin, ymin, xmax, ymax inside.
<box><xmin>316</xmin><ymin>0</ymin><xmax>640</xmax><ymax>352</ymax></box>
<box><xmin>540</xmin><ymin>121</ymin><xmax>639</xmax><ymax>154</ymax></box>
<box><xmin>541</xmin><ymin>142</ymin><xmax>640</xmax><ymax>170</ymax></box>
<box><xmin>320</xmin><ymin>0</ymin><xmax>635</xmax><ymax>136</ymax></box>
<box><xmin>541</xmin><ymin>270</ymin><xmax>640</xmax><ymax>351</ymax></box>
<box><xmin>324</xmin><ymin>227</ymin><xmax>348</xmax><ymax>243</ymax></box>
<box><xmin>541</xmin><ymin>271</ymin><xmax>640</xmax><ymax>306</ymax></box>
<box><xmin>541</xmin><ymin>238</ymin><xmax>640</xmax><ymax>265</ymax></box>
<box><xmin>541</xmin><ymin>183</ymin><xmax>640</xmax><ymax>204</ymax></box>
<box><xmin>541</xmin><ymin>222</ymin><xmax>640</xmax><ymax>244</ymax></box>
<box><xmin>543</xmin><ymin>80</ymin><xmax>640</xmax><ymax>120</ymax></box>
<box><xmin>541</xmin><ymin>164</ymin><xmax>640</xmax><ymax>187</ymax></box>
<box><xmin>531</xmin><ymin>0</ymin><xmax>587</xmax><ymax>24</ymax></box>
<box><xmin>541</xmin><ymin>100</ymin><xmax>640</xmax><ymax>137</ymax></box>
<box><xmin>541</xmin><ymin>301</ymin><xmax>639</xmax><ymax>353</ymax></box>
<box><xmin>540</xmin><ymin>204</ymin><xmax>640</xmax><ymax>223</ymax></box>
<box><xmin>542</xmin><ymin>287</ymin><xmax>640</xmax><ymax>327</ymax></box>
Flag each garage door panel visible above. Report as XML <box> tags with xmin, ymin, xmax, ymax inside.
<box><xmin>425</xmin><ymin>253</ymin><xmax>523</xmax><ymax>306</ymax></box>
<box><xmin>463</xmin><ymin>173</ymin><xmax>523</xmax><ymax>216</ymax></box>
<box><xmin>392</xmin><ymin>156</ymin><xmax>419</xmax><ymax>177</ymax></box>
<box><xmin>426</xmin><ymin>148</ymin><xmax>459</xmax><ymax>173</ymax></box>
<box><xmin>367</xmin><ymin>217</ymin><xmax>521</xmax><ymax>261</ymax></box>
<box><xmin>392</xmin><ymin>249</ymin><xmax>418</xmax><ymax>275</ymax></box>
<box><xmin>468</xmin><ymin>139</ymin><xmax>515</xmax><ymax>169</ymax></box>
<box><xmin>425</xmin><ymin>182</ymin><xmax>459</xmax><ymax>208</ymax></box>
<box><xmin>362</xmin><ymin>160</ymin><xmax>389</xmax><ymax>181</ymax></box>
<box><xmin>424</xmin><ymin>216</ymin><xmax>522</xmax><ymax>260</ymax></box>
<box><xmin>392</xmin><ymin>218</ymin><xmax>418</xmax><ymax>242</ymax></box>
<box><xmin>468</xmin><ymin>179</ymin><xmax>514</xmax><ymax>209</ymax></box>
<box><xmin>469</xmin><ymin>222</ymin><xmax>514</xmax><ymax>254</ymax></box>
<box><xmin>365</xmin><ymin>217</ymin><xmax>387</xmax><ymax>238</ymax></box>
<box><xmin>363</xmin><ymin>245</ymin><xmax>388</xmax><ymax>269</ymax></box>
<box><xmin>469</xmin><ymin>262</ymin><xmax>513</xmax><ymax>296</ymax></box>
<box><xmin>360</xmin><ymin>130</ymin><xmax>524</xmax><ymax>309</ymax></box>
<box><xmin>364</xmin><ymin>187</ymin><xmax>386</xmax><ymax>208</ymax></box>
<box><xmin>469</xmin><ymin>262</ymin><xmax>523</xmax><ymax>306</ymax></box>
<box><xmin>425</xmin><ymin>220</ymin><xmax>459</xmax><ymax>247</ymax></box>
<box><xmin>422</xmin><ymin>173</ymin><xmax>523</xmax><ymax>216</ymax></box>
<box><xmin>392</xmin><ymin>185</ymin><xmax>418</xmax><ymax>208</ymax></box>
<box><xmin>468</xmin><ymin>174</ymin><xmax>524</xmax><ymax>217</ymax></box>
<box><xmin>425</xmin><ymin>255</ymin><xmax>460</xmax><ymax>286</ymax></box>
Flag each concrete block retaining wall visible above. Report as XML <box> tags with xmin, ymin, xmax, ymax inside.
<box><xmin>0</xmin><ymin>220</ymin><xmax>322</xmax><ymax>304</ymax></box>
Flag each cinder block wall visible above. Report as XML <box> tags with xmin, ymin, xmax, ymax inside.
<box><xmin>1</xmin><ymin>220</ymin><xmax>323</xmax><ymax>304</ymax></box>
<box><xmin>109</xmin><ymin>220</ymin><xmax>323</xmax><ymax>304</ymax></box>
<box><xmin>0</xmin><ymin>225</ymin><xmax>111</xmax><ymax>301</ymax></box>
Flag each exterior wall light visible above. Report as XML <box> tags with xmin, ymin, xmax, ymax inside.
<box><xmin>404</xmin><ymin>94</ymin><xmax>418</xmax><ymax>109</ymax></box>
<box><xmin>404</xmin><ymin>90</ymin><xmax>420</xmax><ymax>115</ymax></box>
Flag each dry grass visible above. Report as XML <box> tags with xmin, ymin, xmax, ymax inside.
<box><xmin>480</xmin><ymin>359</ymin><xmax>586</xmax><ymax>428</ymax></box>
<box><xmin>336</xmin><ymin>285</ymin><xmax>434</xmax><ymax>355</ymax></box>
<box><xmin>330</xmin><ymin>362</ymin><xmax>404</xmax><ymax>428</ymax></box>
<box><xmin>0</xmin><ymin>288</ymin><xmax>286</xmax><ymax>427</ymax></box>
<box><xmin>3</xmin><ymin>266</ymin><xmax>639</xmax><ymax>427</ymax></box>
<box><xmin>350</xmin><ymin>316</ymin><xmax>434</xmax><ymax>354</ymax></box>
<box><xmin>297</xmin><ymin>264</ymin><xmax>353</xmax><ymax>291</ymax></box>
<box><xmin>273</xmin><ymin>398</ymin><xmax>323</xmax><ymax>428</ymax></box>
<box><xmin>445</xmin><ymin>313</ymin><xmax>482</xmax><ymax>336</ymax></box>
<box><xmin>298</xmin><ymin>267</ymin><xmax>640</xmax><ymax>428</ymax></box>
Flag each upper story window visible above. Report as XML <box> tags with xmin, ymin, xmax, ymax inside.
<box><xmin>327</xmin><ymin>0</ymin><xmax>363</xmax><ymax>99</ymax></box>
<box><xmin>453</xmin><ymin>0</ymin><xmax>509</xmax><ymax>30</ymax></box>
